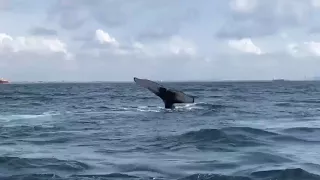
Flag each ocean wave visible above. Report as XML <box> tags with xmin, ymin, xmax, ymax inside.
<box><xmin>0</xmin><ymin>125</ymin><xmax>62</xmax><ymax>140</ymax></box>
<box><xmin>0</xmin><ymin>173</ymin><xmax>61</xmax><ymax>180</ymax></box>
<box><xmin>271</xmin><ymin>135</ymin><xmax>320</xmax><ymax>143</ymax></box>
<box><xmin>113</xmin><ymin>102</ymin><xmax>233</xmax><ymax>114</ymax></box>
<box><xmin>115</xmin><ymin>163</ymin><xmax>178</xmax><ymax>178</ymax></box>
<box><xmin>89</xmin><ymin>126</ymin><xmax>320</xmax><ymax>155</ymax></box>
<box><xmin>0</xmin><ymin>95</ymin><xmax>54</xmax><ymax>102</ymax></box>
<box><xmin>0</xmin><ymin>111</ymin><xmax>59</xmax><ymax>122</ymax></box>
<box><xmin>141</xmin><ymin>126</ymin><xmax>320</xmax><ymax>152</ymax></box>
<box><xmin>178</xmin><ymin>167</ymin><xmax>320</xmax><ymax>180</ymax></box>
<box><xmin>0</xmin><ymin>156</ymin><xmax>89</xmax><ymax>172</ymax></box>
<box><xmin>21</xmin><ymin>136</ymin><xmax>71</xmax><ymax>145</ymax></box>
<box><xmin>143</xmin><ymin>128</ymin><xmax>270</xmax><ymax>152</ymax></box>
<box><xmin>274</xmin><ymin>102</ymin><xmax>294</xmax><ymax>107</ymax></box>
<box><xmin>189</xmin><ymin>102</ymin><xmax>232</xmax><ymax>109</ymax></box>
<box><xmin>273</xmin><ymin>127</ymin><xmax>320</xmax><ymax>143</ymax></box>
<box><xmin>178</xmin><ymin>174</ymin><xmax>251</xmax><ymax>180</ymax></box>
<box><xmin>172</xmin><ymin>128</ymin><xmax>268</xmax><ymax>147</ymax></box>
<box><xmin>222</xmin><ymin>127</ymin><xmax>278</xmax><ymax>137</ymax></box>
<box><xmin>282</xmin><ymin>127</ymin><xmax>320</xmax><ymax>133</ymax></box>
<box><xmin>2</xmin><ymin>168</ymin><xmax>319</xmax><ymax>180</ymax></box>
<box><xmin>239</xmin><ymin>151</ymin><xmax>294</xmax><ymax>164</ymax></box>
<box><xmin>1</xmin><ymin>173</ymin><xmax>141</xmax><ymax>180</ymax></box>
<box><xmin>289</xmin><ymin>99</ymin><xmax>320</xmax><ymax>104</ymax></box>
<box><xmin>250</xmin><ymin>168</ymin><xmax>320</xmax><ymax>180</ymax></box>
<box><xmin>71</xmin><ymin>173</ymin><xmax>140</xmax><ymax>179</ymax></box>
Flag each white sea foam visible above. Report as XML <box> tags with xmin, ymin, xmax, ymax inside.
<box><xmin>0</xmin><ymin>111</ymin><xmax>60</xmax><ymax>126</ymax></box>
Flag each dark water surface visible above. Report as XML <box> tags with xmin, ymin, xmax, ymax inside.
<box><xmin>1</xmin><ymin>81</ymin><xmax>320</xmax><ymax>180</ymax></box>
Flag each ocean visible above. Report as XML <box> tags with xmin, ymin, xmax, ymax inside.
<box><xmin>1</xmin><ymin>81</ymin><xmax>320</xmax><ymax>180</ymax></box>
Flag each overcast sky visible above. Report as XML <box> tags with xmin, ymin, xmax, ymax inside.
<box><xmin>1</xmin><ymin>0</ymin><xmax>320</xmax><ymax>81</ymax></box>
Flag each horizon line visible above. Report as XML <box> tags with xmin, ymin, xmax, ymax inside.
<box><xmin>4</xmin><ymin>79</ymin><xmax>320</xmax><ymax>84</ymax></box>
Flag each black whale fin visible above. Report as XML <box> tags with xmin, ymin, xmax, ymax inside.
<box><xmin>133</xmin><ymin>77</ymin><xmax>194</xmax><ymax>108</ymax></box>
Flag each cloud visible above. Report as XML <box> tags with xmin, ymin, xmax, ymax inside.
<box><xmin>0</xmin><ymin>33</ymin><xmax>72</xmax><ymax>60</ymax></box>
<box><xmin>46</xmin><ymin>0</ymin><xmax>90</xmax><ymax>30</ymax></box>
<box><xmin>311</xmin><ymin>0</ymin><xmax>320</xmax><ymax>7</ymax></box>
<box><xmin>95</xmin><ymin>29</ymin><xmax>119</xmax><ymax>47</ymax></box>
<box><xmin>29</xmin><ymin>27</ymin><xmax>58</xmax><ymax>36</ymax></box>
<box><xmin>228</xmin><ymin>38</ymin><xmax>263</xmax><ymax>55</ymax></box>
<box><xmin>216</xmin><ymin>0</ymin><xmax>320</xmax><ymax>39</ymax></box>
<box><xmin>229</xmin><ymin>0</ymin><xmax>257</xmax><ymax>13</ymax></box>
<box><xmin>69</xmin><ymin>29</ymin><xmax>318</xmax><ymax>81</ymax></box>
<box><xmin>287</xmin><ymin>41</ymin><xmax>320</xmax><ymax>57</ymax></box>
<box><xmin>0</xmin><ymin>33</ymin><xmax>75</xmax><ymax>81</ymax></box>
<box><xmin>47</xmin><ymin>0</ymin><xmax>198</xmax><ymax>41</ymax></box>
<box><xmin>2</xmin><ymin>26</ymin><xmax>320</xmax><ymax>82</ymax></box>
<box><xmin>134</xmin><ymin>7</ymin><xmax>198</xmax><ymax>41</ymax></box>
<box><xmin>60</xmin><ymin>28</ymin><xmax>205</xmax><ymax>81</ymax></box>
<box><xmin>215</xmin><ymin>21</ymin><xmax>278</xmax><ymax>39</ymax></box>
<box><xmin>78</xmin><ymin>29</ymin><xmax>197</xmax><ymax>58</ymax></box>
<box><xmin>128</xmin><ymin>35</ymin><xmax>197</xmax><ymax>57</ymax></box>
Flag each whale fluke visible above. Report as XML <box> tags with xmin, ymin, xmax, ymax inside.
<box><xmin>133</xmin><ymin>77</ymin><xmax>194</xmax><ymax>109</ymax></box>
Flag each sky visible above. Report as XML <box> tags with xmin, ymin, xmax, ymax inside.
<box><xmin>1</xmin><ymin>0</ymin><xmax>320</xmax><ymax>82</ymax></box>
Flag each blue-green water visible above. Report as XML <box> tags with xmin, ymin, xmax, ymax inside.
<box><xmin>1</xmin><ymin>81</ymin><xmax>320</xmax><ymax>180</ymax></box>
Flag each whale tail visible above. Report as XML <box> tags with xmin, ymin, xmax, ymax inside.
<box><xmin>133</xmin><ymin>77</ymin><xmax>194</xmax><ymax>109</ymax></box>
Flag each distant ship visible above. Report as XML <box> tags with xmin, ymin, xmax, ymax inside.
<box><xmin>272</xmin><ymin>78</ymin><xmax>285</xmax><ymax>82</ymax></box>
<box><xmin>0</xmin><ymin>78</ymin><xmax>9</xmax><ymax>84</ymax></box>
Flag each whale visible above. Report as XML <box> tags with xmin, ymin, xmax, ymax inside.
<box><xmin>133</xmin><ymin>77</ymin><xmax>195</xmax><ymax>109</ymax></box>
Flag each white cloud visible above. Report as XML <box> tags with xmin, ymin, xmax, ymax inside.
<box><xmin>229</xmin><ymin>0</ymin><xmax>257</xmax><ymax>13</ymax></box>
<box><xmin>216</xmin><ymin>0</ymin><xmax>319</xmax><ymax>39</ymax></box>
<box><xmin>95</xmin><ymin>29</ymin><xmax>119</xmax><ymax>47</ymax></box>
<box><xmin>228</xmin><ymin>38</ymin><xmax>263</xmax><ymax>55</ymax></box>
<box><xmin>84</xmin><ymin>29</ymin><xmax>197</xmax><ymax>59</ymax></box>
<box><xmin>61</xmin><ymin>29</ymin><xmax>205</xmax><ymax>81</ymax></box>
<box><xmin>129</xmin><ymin>35</ymin><xmax>197</xmax><ymax>57</ymax></box>
<box><xmin>168</xmin><ymin>36</ymin><xmax>196</xmax><ymax>55</ymax></box>
<box><xmin>311</xmin><ymin>0</ymin><xmax>320</xmax><ymax>8</ymax></box>
<box><xmin>307</xmin><ymin>42</ymin><xmax>320</xmax><ymax>56</ymax></box>
<box><xmin>0</xmin><ymin>33</ymin><xmax>72</xmax><ymax>60</ymax></box>
<box><xmin>287</xmin><ymin>41</ymin><xmax>320</xmax><ymax>57</ymax></box>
